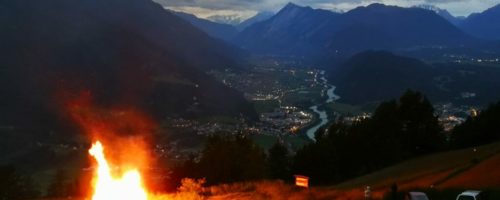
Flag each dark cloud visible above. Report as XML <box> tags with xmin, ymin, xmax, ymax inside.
<box><xmin>155</xmin><ymin>0</ymin><xmax>498</xmax><ymax>17</ymax></box>
<box><xmin>155</xmin><ymin>0</ymin><xmax>266</xmax><ymax>10</ymax></box>
<box><xmin>423</xmin><ymin>0</ymin><xmax>467</xmax><ymax>2</ymax></box>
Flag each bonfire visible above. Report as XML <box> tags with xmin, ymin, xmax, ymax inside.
<box><xmin>88</xmin><ymin>141</ymin><xmax>149</xmax><ymax>200</ymax></box>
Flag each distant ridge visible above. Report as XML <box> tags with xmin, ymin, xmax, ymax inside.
<box><xmin>329</xmin><ymin>51</ymin><xmax>500</xmax><ymax>105</ymax></box>
<box><xmin>460</xmin><ymin>4</ymin><xmax>500</xmax><ymax>40</ymax></box>
<box><xmin>330</xmin><ymin>51</ymin><xmax>436</xmax><ymax>104</ymax></box>
<box><xmin>415</xmin><ymin>4</ymin><xmax>464</xmax><ymax>25</ymax></box>
<box><xmin>234</xmin><ymin>3</ymin><xmax>476</xmax><ymax>61</ymax></box>
<box><xmin>234</xmin><ymin>3</ymin><xmax>339</xmax><ymax>58</ymax></box>
<box><xmin>236</xmin><ymin>11</ymin><xmax>274</xmax><ymax>31</ymax></box>
<box><xmin>171</xmin><ymin>10</ymin><xmax>239</xmax><ymax>41</ymax></box>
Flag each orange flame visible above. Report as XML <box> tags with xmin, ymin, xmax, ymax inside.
<box><xmin>89</xmin><ymin>141</ymin><xmax>149</xmax><ymax>200</ymax></box>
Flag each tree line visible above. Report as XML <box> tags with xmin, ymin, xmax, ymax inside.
<box><xmin>2</xmin><ymin>90</ymin><xmax>500</xmax><ymax>199</ymax></box>
<box><xmin>172</xmin><ymin>90</ymin><xmax>500</xmax><ymax>186</ymax></box>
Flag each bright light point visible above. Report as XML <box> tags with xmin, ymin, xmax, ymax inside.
<box><xmin>89</xmin><ymin>141</ymin><xmax>148</xmax><ymax>200</ymax></box>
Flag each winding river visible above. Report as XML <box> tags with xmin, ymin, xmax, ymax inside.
<box><xmin>305</xmin><ymin>71</ymin><xmax>340</xmax><ymax>141</ymax></box>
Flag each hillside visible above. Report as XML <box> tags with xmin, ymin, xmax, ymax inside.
<box><xmin>415</xmin><ymin>5</ymin><xmax>464</xmax><ymax>26</ymax></box>
<box><xmin>334</xmin><ymin>142</ymin><xmax>500</xmax><ymax>190</ymax></box>
<box><xmin>439</xmin><ymin>153</ymin><xmax>500</xmax><ymax>189</ymax></box>
<box><xmin>329</xmin><ymin>51</ymin><xmax>436</xmax><ymax>104</ymax></box>
<box><xmin>460</xmin><ymin>4</ymin><xmax>500</xmax><ymax>41</ymax></box>
<box><xmin>0</xmin><ymin>0</ymin><xmax>257</xmax><ymax>139</ymax></box>
<box><xmin>236</xmin><ymin>12</ymin><xmax>274</xmax><ymax>31</ymax></box>
<box><xmin>234</xmin><ymin>3</ymin><xmax>339</xmax><ymax>58</ymax></box>
<box><xmin>329</xmin><ymin>51</ymin><xmax>500</xmax><ymax>105</ymax></box>
<box><xmin>193</xmin><ymin>142</ymin><xmax>500</xmax><ymax>200</ymax></box>
<box><xmin>324</xmin><ymin>4</ymin><xmax>471</xmax><ymax>52</ymax></box>
<box><xmin>234</xmin><ymin>3</ymin><xmax>475</xmax><ymax>60</ymax></box>
<box><xmin>29</xmin><ymin>142</ymin><xmax>500</xmax><ymax>199</ymax></box>
<box><xmin>146</xmin><ymin>142</ymin><xmax>500</xmax><ymax>200</ymax></box>
<box><xmin>171</xmin><ymin>11</ymin><xmax>239</xmax><ymax>41</ymax></box>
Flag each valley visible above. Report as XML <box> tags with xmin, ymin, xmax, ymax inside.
<box><xmin>3</xmin><ymin>0</ymin><xmax>500</xmax><ymax>199</ymax></box>
<box><xmin>162</xmin><ymin>64</ymin><xmax>337</xmax><ymax>153</ymax></box>
<box><xmin>160</xmin><ymin>54</ymin><xmax>492</xmax><ymax>158</ymax></box>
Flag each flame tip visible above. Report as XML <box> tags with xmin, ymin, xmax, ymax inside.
<box><xmin>89</xmin><ymin>141</ymin><xmax>148</xmax><ymax>200</ymax></box>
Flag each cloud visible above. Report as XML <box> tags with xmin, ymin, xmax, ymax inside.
<box><xmin>166</xmin><ymin>6</ymin><xmax>257</xmax><ymax>19</ymax></box>
<box><xmin>154</xmin><ymin>0</ymin><xmax>499</xmax><ymax>19</ymax></box>
<box><xmin>155</xmin><ymin>0</ymin><xmax>267</xmax><ymax>10</ymax></box>
<box><xmin>423</xmin><ymin>0</ymin><xmax>467</xmax><ymax>2</ymax></box>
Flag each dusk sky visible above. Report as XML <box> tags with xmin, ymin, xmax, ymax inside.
<box><xmin>156</xmin><ymin>0</ymin><xmax>500</xmax><ymax>20</ymax></box>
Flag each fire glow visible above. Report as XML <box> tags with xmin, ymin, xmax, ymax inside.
<box><xmin>65</xmin><ymin>92</ymin><xmax>156</xmax><ymax>200</ymax></box>
<box><xmin>89</xmin><ymin>141</ymin><xmax>148</xmax><ymax>200</ymax></box>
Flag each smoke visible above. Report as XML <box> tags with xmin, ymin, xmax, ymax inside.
<box><xmin>65</xmin><ymin>90</ymin><xmax>156</xmax><ymax>171</ymax></box>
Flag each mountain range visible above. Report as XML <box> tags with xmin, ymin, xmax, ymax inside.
<box><xmin>417</xmin><ymin>3</ymin><xmax>500</xmax><ymax>41</ymax></box>
<box><xmin>166</xmin><ymin>3</ymin><xmax>500</xmax><ymax>59</ymax></box>
<box><xmin>171</xmin><ymin>10</ymin><xmax>239</xmax><ymax>41</ymax></box>
<box><xmin>460</xmin><ymin>4</ymin><xmax>500</xmax><ymax>41</ymax></box>
<box><xmin>235</xmin><ymin>3</ymin><xmax>340</xmax><ymax>59</ymax></box>
<box><xmin>234</xmin><ymin>3</ymin><xmax>476</xmax><ymax>61</ymax></box>
<box><xmin>0</xmin><ymin>0</ymin><xmax>257</xmax><ymax>136</ymax></box>
<box><xmin>236</xmin><ymin>12</ymin><xmax>275</xmax><ymax>31</ymax></box>
<box><xmin>415</xmin><ymin>4</ymin><xmax>465</xmax><ymax>26</ymax></box>
<box><xmin>169</xmin><ymin>11</ymin><xmax>275</xmax><ymax>41</ymax></box>
<box><xmin>207</xmin><ymin>14</ymin><xmax>245</xmax><ymax>25</ymax></box>
<box><xmin>3</xmin><ymin>0</ymin><xmax>500</xmax><ymax>132</ymax></box>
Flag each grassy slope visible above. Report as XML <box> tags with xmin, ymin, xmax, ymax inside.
<box><xmin>333</xmin><ymin>142</ymin><xmax>500</xmax><ymax>191</ymax></box>
<box><xmin>439</xmin><ymin>152</ymin><xmax>500</xmax><ymax>189</ymax></box>
<box><xmin>39</xmin><ymin>142</ymin><xmax>500</xmax><ymax>200</ymax></box>
<box><xmin>205</xmin><ymin>142</ymin><xmax>500</xmax><ymax>200</ymax></box>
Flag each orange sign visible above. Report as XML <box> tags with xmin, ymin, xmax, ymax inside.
<box><xmin>294</xmin><ymin>175</ymin><xmax>309</xmax><ymax>188</ymax></box>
